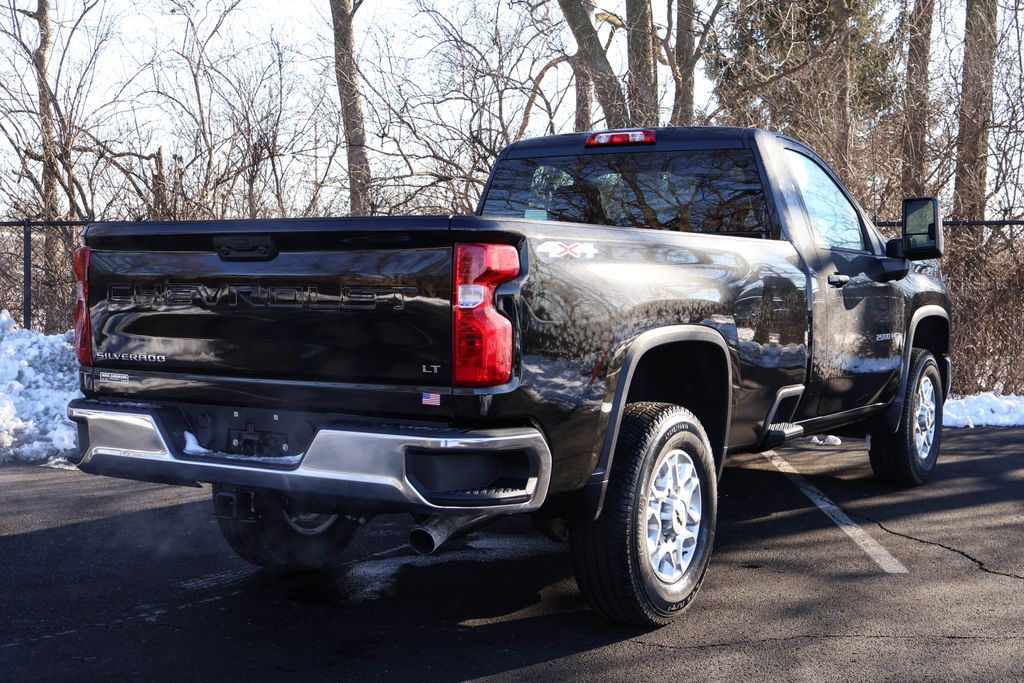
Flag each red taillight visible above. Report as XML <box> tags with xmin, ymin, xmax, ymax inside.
<box><xmin>453</xmin><ymin>243</ymin><xmax>520</xmax><ymax>387</ymax></box>
<box><xmin>73</xmin><ymin>246</ymin><xmax>92</xmax><ymax>365</ymax></box>
<box><xmin>584</xmin><ymin>129</ymin><xmax>655</xmax><ymax>147</ymax></box>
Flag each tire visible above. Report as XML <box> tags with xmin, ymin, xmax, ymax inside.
<box><xmin>213</xmin><ymin>486</ymin><xmax>359</xmax><ymax>571</ymax></box>
<box><xmin>570</xmin><ymin>402</ymin><xmax>717</xmax><ymax>627</ymax></box>
<box><xmin>869</xmin><ymin>349</ymin><xmax>943</xmax><ymax>486</ymax></box>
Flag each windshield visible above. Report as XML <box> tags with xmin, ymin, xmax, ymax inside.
<box><xmin>480</xmin><ymin>149</ymin><xmax>771</xmax><ymax>237</ymax></box>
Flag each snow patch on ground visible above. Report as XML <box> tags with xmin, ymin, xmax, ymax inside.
<box><xmin>40</xmin><ymin>456</ymin><xmax>78</xmax><ymax>470</ymax></box>
<box><xmin>0</xmin><ymin>311</ymin><xmax>82</xmax><ymax>463</ymax></box>
<box><xmin>943</xmin><ymin>392</ymin><xmax>1024</xmax><ymax>428</ymax></box>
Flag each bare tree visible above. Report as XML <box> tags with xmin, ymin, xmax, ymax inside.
<box><xmin>626</xmin><ymin>0</ymin><xmax>658</xmax><ymax>125</ymax></box>
<box><xmin>0</xmin><ymin>0</ymin><xmax>125</xmax><ymax>330</ymax></box>
<box><xmin>329</xmin><ymin>0</ymin><xmax>372</xmax><ymax>216</ymax></box>
<box><xmin>557</xmin><ymin>0</ymin><xmax>629</xmax><ymax>127</ymax></box>
<box><xmin>361</xmin><ymin>1</ymin><xmax>570</xmax><ymax>213</ymax></box>
<box><xmin>987</xmin><ymin>0</ymin><xmax>1024</xmax><ymax>220</ymax></box>
<box><xmin>136</xmin><ymin>1</ymin><xmax>351</xmax><ymax>221</ymax></box>
<box><xmin>901</xmin><ymin>0</ymin><xmax>935</xmax><ymax>198</ymax></box>
<box><xmin>953</xmin><ymin>0</ymin><xmax>999</xmax><ymax>219</ymax></box>
<box><xmin>25</xmin><ymin>0</ymin><xmax>57</xmax><ymax>219</ymax></box>
<box><xmin>0</xmin><ymin>0</ymin><xmax>122</xmax><ymax>222</ymax></box>
<box><xmin>572</xmin><ymin>57</ymin><xmax>593</xmax><ymax>130</ymax></box>
<box><xmin>830</xmin><ymin>0</ymin><xmax>852</xmax><ymax>178</ymax></box>
<box><xmin>668</xmin><ymin>0</ymin><xmax>725</xmax><ymax>126</ymax></box>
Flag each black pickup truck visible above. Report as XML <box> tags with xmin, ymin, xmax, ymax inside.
<box><xmin>68</xmin><ymin>127</ymin><xmax>949</xmax><ymax>626</ymax></box>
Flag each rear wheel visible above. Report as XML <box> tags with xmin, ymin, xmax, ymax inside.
<box><xmin>570</xmin><ymin>402</ymin><xmax>717</xmax><ymax>626</ymax></box>
<box><xmin>869</xmin><ymin>349</ymin><xmax>943</xmax><ymax>486</ymax></box>
<box><xmin>213</xmin><ymin>486</ymin><xmax>359</xmax><ymax>570</ymax></box>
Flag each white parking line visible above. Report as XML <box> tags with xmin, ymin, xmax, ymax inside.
<box><xmin>763</xmin><ymin>451</ymin><xmax>909</xmax><ymax>574</ymax></box>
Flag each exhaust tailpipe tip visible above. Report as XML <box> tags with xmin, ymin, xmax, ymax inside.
<box><xmin>409</xmin><ymin>526</ymin><xmax>441</xmax><ymax>555</ymax></box>
<box><xmin>408</xmin><ymin>513</ymin><xmax>492</xmax><ymax>555</ymax></box>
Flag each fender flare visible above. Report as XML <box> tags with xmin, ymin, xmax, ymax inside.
<box><xmin>884</xmin><ymin>304</ymin><xmax>951</xmax><ymax>431</ymax></box>
<box><xmin>582</xmin><ymin>324</ymin><xmax>734</xmax><ymax>520</ymax></box>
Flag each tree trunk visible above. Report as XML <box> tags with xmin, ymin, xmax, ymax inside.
<box><xmin>671</xmin><ymin>0</ymin><xmax>696</xmax><ymax>126</ymax></box>
<box><xmin>901</xmin><ymin>0</ymin><xmax>935</xmax><ymax>198</ymax></box>
<box><xmin>830</xmin><ymin>0</ymin><xmax>852</xmax><ymax>179</ymax></box>
<box><xmin>152</xmin><ymin>148</ymin><xmax>169</xmax><ymax>219</ymax></box>
<box><xmin>557</xmin><ymin>0</ymin><xmax>629</xmax><ymax>128</ymax></box>
<box><xmin>626</xmin><ymin>0</ymin><xmax>658</xmax><ymax>126</ymax></box>
<box><xmin>953</xmin><ymin>0</ymin><xmax>999</xmax><ymax>219</ymax></box>
<box><xmin>329</xmin><ymin>0</ymin><xmax>372</xmax><ymax>216</ymax></box>
<box><xmin>26</xmin><ymin>0</ymin><xmax>66</xmax><ymax>332</ymax></box>
<box><xmin>28</xmin><ymin>0</ymin><xmax>58</xmax><ymax>220</ymax></box>
<box><xmin>573</xmin><ymin>57</ymin><xmax>593</xmax><ymax>131</ymax></box>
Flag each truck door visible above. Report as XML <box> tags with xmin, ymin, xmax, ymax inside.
<box><xmin>783</xmin><ymin>148</ymin><xmax>903</xmax><ymax>416</ymax></box>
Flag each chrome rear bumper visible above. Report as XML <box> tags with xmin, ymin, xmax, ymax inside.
<box><xmin>68</xmin><ymin>399</ymin><xmax>551</xmax><ymax>515</ymax></box>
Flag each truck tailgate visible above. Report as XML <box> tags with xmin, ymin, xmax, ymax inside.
<box><xmin>84</xmin><ymin>217</ymin><xmax>453</xmax><ymax>390</ymax></box>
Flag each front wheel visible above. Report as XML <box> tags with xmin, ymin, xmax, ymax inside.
<box><xmin>869</xmin><ymin>349</ymin><xmax>944</xmax><ymax>486</ymax></box>
<box><xmin>214</xmin><ymin>486</ymin><xmax>359</xmax><ymax>570</ymax></box>
<box><xmin>570</xmin><ymin>402</ymin><xmax>717</xmax><ymax>626</ymax></box>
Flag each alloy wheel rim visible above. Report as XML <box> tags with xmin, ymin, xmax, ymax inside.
<box><xmin>914</xmin><ymin>375</ymin><xmax>937</xmax><ymax>460</ymax></box>
<box><xmin>645</xmin><ymin>448</ymin><xmax>702</xmax><ymax>584</ymax></box>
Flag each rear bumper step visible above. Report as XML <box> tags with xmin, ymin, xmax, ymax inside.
<box><xmin>67</xmin><ymin>399</ymin><xmax>551</xmax><ymax>515</ymax></box>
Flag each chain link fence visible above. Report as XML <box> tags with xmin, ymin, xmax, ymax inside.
<box><xmin>0</xmin><ymin>221</ymin><xmax>84</xmax><ymax>334</ymax></box>
<box><xmin>3</xmin><ymin>218</ymin><xmax>1023</xmax><ymax>396</ymax></box>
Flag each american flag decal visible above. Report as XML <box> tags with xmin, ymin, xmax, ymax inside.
<box><xmin>421</xmin><ymin>392</ymin><xmax>441</xmax><ymax>406</ymax></box>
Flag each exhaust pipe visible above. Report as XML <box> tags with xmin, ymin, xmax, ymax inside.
<box><xmin>409</xmin><ymin>513</ymin><xmax>492</xmax><ymax>555</ymax></box>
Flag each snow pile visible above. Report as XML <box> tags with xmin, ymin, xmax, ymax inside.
<box><xmin>943</xmin><ymin>392</ymin><xmax>1024</xmax><ymax>428</ymax></box>
<box><xmin>0</xmin><ymin>311</ymin><xmax>82</xmax><ymax>462</ymax></box>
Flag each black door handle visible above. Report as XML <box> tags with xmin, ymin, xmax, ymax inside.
<box><xmin>827</xmin><ymin>273</ymin><xmax>850</xmax><ymax>287</ymax></box>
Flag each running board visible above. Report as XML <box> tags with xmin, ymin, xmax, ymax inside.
<box><xmin>755</xmin><ymin>385</ymin><xmax>805</xmax><ymax>451</ymax></box>
<box><xmin>760</xmin><ymin>422</ymin><xmax>804</xmax><ymax>450</ymax></box>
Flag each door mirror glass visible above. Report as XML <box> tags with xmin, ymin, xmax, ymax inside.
<box><xmin>902</xmin><ymin>197</ymin><xmax>943</xmax><ymax>259</ymax></box>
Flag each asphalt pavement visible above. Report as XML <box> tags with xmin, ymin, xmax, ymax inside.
<box><xmin>1</xmin><ymin>427</ymin><xmax>1022</xmax><ymax>682</ymax></box>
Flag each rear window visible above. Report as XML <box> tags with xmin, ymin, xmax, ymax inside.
<box><xmin>480</xmin><ymin>149</ymin><xmax>771</xmax><ymax>237</ymax></box>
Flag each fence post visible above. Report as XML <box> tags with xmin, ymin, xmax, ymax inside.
<box><xmin>22</xmin><ymin>220</ymin><xmax>31</xmax><ymax>330</ymax></box>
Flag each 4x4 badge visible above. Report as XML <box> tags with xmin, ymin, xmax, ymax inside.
<box><xmin>536</xmin><ymin>241</ymin><xmax>597</xmax><ymax>259</ymax></box>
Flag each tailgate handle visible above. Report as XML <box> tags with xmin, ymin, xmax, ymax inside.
<box><xmin>213</xmin><ymin>236</ymin><xmax>277</xmax><ymax>261</ymax></box>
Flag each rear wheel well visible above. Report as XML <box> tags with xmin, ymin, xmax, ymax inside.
<box><xmin>623</xmin><ymin>341</ymin><xmax>730</xmax><ymax>472</ymax></box>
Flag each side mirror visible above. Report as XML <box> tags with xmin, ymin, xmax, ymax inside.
<box><xmin>900</xmin><ymin>197</ymin><xmax>943</xmax><ymax>260</ymax></box>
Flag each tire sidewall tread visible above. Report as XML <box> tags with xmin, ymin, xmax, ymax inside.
<box><xmin>870</xmin><ymin>349</ymin><xmax>943</xmax><ymax>486</ymax></box>
<box><xmin>570</xmin><ymin>402</ymin><xmax>718</xmax><ymax>626</ymax></box>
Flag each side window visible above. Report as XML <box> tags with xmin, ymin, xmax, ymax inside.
<box><xmin>785</xmin><ymin>150</ymin><xmax>865</xmax><ymax>251</ymax></box>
